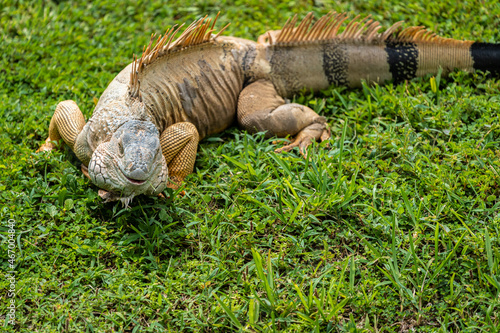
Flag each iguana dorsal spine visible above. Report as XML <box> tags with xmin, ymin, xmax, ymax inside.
<box><xmin>129</xmin><ymin>13</ymin><xmax>230</xmax><ymax>100</ymax></box>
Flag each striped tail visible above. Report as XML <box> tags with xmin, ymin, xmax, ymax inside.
<box><xmin>470</xmin><ymin>43</ymin><xmax>500</xmax><ymax>76</ymax></box>
<box><xmin>384</xmin><ymin>32</ymin><xmax>500</xmax><ymax>83</ymax></box>
<box><xmin>266</xmin><ymin>12</ymin><xmax>500</xmax><ymax>94</ymax></box>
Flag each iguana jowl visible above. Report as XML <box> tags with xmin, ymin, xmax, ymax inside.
<box><xmin>38</xmin><ymin>12</ymin><xmax>500</xmax><ymax>205</ymax></box>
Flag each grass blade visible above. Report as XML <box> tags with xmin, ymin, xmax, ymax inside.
<box><xmin>214</xmin><ymin>294</ymin><xmax>243</xmax><ymax>329</ymax></box>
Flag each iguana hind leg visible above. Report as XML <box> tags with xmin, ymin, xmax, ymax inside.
<box><xmin>160</xmin><ymin>122</ymin><xmax>199</xmax><ymax>189</ymax></box>
<box><xmin>237</xmin><ymin>79</ymin><xmax>330</xmax><ymax>155</ymax></box>
<box><xmin>38</xmin><ymin>100</ymin><xmax>86</xmax><ymax>152</ymax></box>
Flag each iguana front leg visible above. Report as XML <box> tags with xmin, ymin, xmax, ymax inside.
<box><xmin>38</xmin><ymin>100</ymin><xmax>94</xmax><ymax>182</ymax></box>
<box><xmin>159</xmin><ymin>122</ymin><xmax>199</xmax><ymax>189</ymax></box>
<box><xmin>38</xmin><ymin>100</ymin><xmax>86</xmax><ymax>152</ymax></box>
<box><xmin>237</xmin><ymin>79</ymin><xmax>330</xmax><ymax>155</ymax></box>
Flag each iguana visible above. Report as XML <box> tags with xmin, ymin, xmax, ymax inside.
<box><xmin>38</xmin><ymin>12</ymin><xmax>500</xmax><ymax>205</ymax></box>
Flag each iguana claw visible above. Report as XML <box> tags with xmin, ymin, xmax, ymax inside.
<box><xmin>98</xmin><ymin>189</ymin><xmax>118</xmax><ymax>202</ymax></box>
<box><xmin>98</xmin><ymin>189</ymin><xmax>135</xmax><ymax>207</ymax></box>
<box><xmin>81</xmin><ymin>164</ymin><xmax>91</xmax><ymax>180</ymax></box>
<box><xmin>274</xmin><ymin>123</ymin><xmax>330</xmax><ymax>157</ymax></box>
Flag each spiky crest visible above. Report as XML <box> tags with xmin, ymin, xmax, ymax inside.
<box><xmin>272</xmin><ymin>11</ymin><xmax>471</xmax><ymax>46</ymax></box>
<box><xmin>129</xmin><ymin>13</ymin><xmax>230</xmax><ymax>99</ymax></box>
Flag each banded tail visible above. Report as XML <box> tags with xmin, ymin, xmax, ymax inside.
<box><xmin>263</xmin><ymin>12</ymin><xmax>500</xmax><ymax>95</ymax></box>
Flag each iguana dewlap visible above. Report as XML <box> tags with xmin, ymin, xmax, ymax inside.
<box><xmin>38</xmin><ymin>12</ymin><xmax>500</xmax><ymax>205</ymax></box>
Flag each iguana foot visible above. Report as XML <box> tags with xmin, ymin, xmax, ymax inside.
<box><xmin>98</xmin><ymin>189</ymin><xmax>135</xmax><ymax>207</ymax></box>
<box><xmin>81</xmin><ymin>164</ymin><xmax>91</xmax><ymax>180</ymax></box>
<box><xmin>37</xmin><ymin>138</ymin><xmax>58</xmax><ymax>152</ymax></box>
<box><xmin>237</xmin><ymin>79</ymin><xmax>331</xmax><ymax>156</ymax></box>
<box><xmin>37</xmin><ymin>100</ymin><xmax>87</xmax><ymax>155</ymax></box>
<box><xmin>275</xmin><ymin>123</ymin><xmax>330</xmax><ymax>156</ymax></box>
<box><xmin>166</xmin><ymin>181</ymin><xmax>180</xmax><ymax>190</ymax></box>
<box><xmin>98</xmin><ymin>189</ymin><xmax>120</xmax><ymax>202</ymax></box>
<box><xmin>159</xmin><ymin>190</ymin><xmax>185</xmax><ymax>199</ymax></box>
<box><xmin>166</xmin><ymin>177</ymin><xmax>186</xmax><ymax>196</ymax></box>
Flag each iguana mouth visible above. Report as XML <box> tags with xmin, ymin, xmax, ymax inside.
<box><xmin>125</xmin><ymin>176</ymin><xmax>146</xmax><ymax>185</ymax></box>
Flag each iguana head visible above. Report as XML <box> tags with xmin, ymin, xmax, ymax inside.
<box><xmin>88</xmin><ymin>120</ymin><xmax>167</xmax><ymax>205</ymax></box>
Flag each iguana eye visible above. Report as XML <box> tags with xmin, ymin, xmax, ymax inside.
<box><xmin>118</xmin><ymin>140</ymin><xmax>124</xmax><ymax>155</ymax></box>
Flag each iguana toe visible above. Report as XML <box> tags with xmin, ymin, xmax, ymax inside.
<box><xmin>275</xmin><ymin>137</ymin><xmax>312</xmax><ymax>157</ymax></box>
<box><xmin>98</xmin><ymin>189</ymin><xmax>135</xmax><ymax>207</ymax></box>
<box><xmin>98</xmin><ymin>189</ymin><xmax>116</xmax><ymax>202</ymax></box>
<box><xmin>275</xmin><ymin>123</ymin><xmax>330</xmax><ymax>156</ymax></box>
<box><xmin>36</xmin><ymin>139</ymin><xmax>58</xmax><ymax>152</ymax></box>
<box><xmin>81</xmin><ymin>164</ymin><xmax>91</xmax><ymax>180</ymax></box>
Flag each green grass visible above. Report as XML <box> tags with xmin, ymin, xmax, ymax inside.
<box><xmin>1</xmin><ymin>0</ymin><xmax>500</xmax><ymax>331</ymax></box>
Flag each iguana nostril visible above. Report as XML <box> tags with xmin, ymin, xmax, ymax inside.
<box><xmin>121</xmin><ymin>143</ymin><xmax>155</xmax><ymax>181</ymax></box>
<box><xmin>126</xmin><ymin>167</ymin><xmax>148</xmax><ymax>181</ymax></box>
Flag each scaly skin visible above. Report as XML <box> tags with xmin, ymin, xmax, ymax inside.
<box><xmin>38</xmin><ymin>13</ymin><xmax>500</xmax><ymax>205</ymax></box>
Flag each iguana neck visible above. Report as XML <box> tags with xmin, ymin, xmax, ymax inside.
<box><xmin>78</xmin><ymin>68</ymin><xmax>153</xmax><ymax>164</ymax></box>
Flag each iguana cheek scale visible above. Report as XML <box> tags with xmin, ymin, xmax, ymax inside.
<box><xmin>38</xmin><ymin>12</ymin><xmax>500</xmax><ymax>205</ymax></box>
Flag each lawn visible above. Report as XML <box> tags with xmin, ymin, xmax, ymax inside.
<box><xmin>1</xmin><ymin>0</ymin><xmax>500</xmax><ymax>331</ymax></box>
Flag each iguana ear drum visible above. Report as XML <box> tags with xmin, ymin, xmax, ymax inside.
<box><xmin>471</xmin><ymin>43</ymin><xmax>500</xmax><ymax>76</ymax></box>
